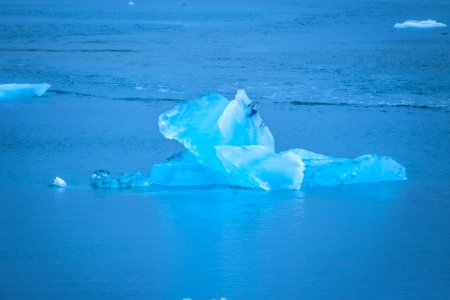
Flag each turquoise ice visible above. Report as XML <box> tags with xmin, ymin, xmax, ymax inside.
<box><xmin>216</xmin><ymin>145</ymin><xmax>304</xmax><ymax>190</ymax></box>
<box><xmin>0</xmin><ymin>83</ymin><xmax>51</xmax><ymax>100</ymax></box>
<box><xmin>91</xmin><ymin>170</ymin><xmax>151</xmax><ymax>188</ymax></box>
<box><xmin>284</xmin><ymin>149</ymin><xmax>406</xmax><ymax>188</ymax></box>
<box><xmin>152</xmin><ymin>90</ymin><xmax>406</xmax><ymax>190</ymax></box>
<box><xmin>93</xmin><ymin>90</ymin><xmax>406</xmax><ymax>190</ymax></box>
<box><xmin>152</xmin><ymin>90</ymin><xmax>281</xmax><ymax>189</ymax></box>
<box><xmin>150</xmin><ymin>151</ymin><xmax>228</xmax><ymax>187</ymax></box>
<box><xmin>158</xmin><ymin>90</ymin><xmax>274</xmax><ymax>171</ymax></box>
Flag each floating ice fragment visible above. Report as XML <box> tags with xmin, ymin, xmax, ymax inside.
<box><xmin>52</xmin><ymin>177</ymin><xmax>67</xmax><ymax>188</ymax></box>
<box><xmin>0</xmin><ymin>83</ymin><xmax>51</xmax><ymax>100</ymax></box>
<box><xmin>394</xmin><ymin>20</ymin><xmax>447</xmax><ymax>29</ymax></box>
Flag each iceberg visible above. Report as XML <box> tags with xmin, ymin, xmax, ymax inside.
<box><xmin>153</xmin><ymin>90</ymin><xmax>406</xmax><ymax>190</ymax></box>
<box><xmin>92</xmin><ymin>90</ymin><xmax>406</xmax><ymax>190</ymax></box>
<box><xmin>394</xmin><ymin>20</ymin><xmax>447</xmax><ymax>29</ymax></box>
<box><xmin>0</xmin><ymin>83</ymin><xmax>51</xmax><ymax>100</ymax></box>
<box><xmin>51</xmin><ymin>176</ymin><xmax>67</xmax><ymax>188</ymax></box>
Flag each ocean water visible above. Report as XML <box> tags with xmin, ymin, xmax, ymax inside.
<box><xmin>1</xmin><ymin>1</ymin><xmax>450</xmax><ymax>299</ymax></box>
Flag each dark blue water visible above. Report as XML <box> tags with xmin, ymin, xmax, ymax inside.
<box><xmin>1</xmin><ymin>1</ymin><xmax>450</xmax><ymax>299</ymax></box>
<box><xmin>1</xmin><ymin>0</ymin><xmax>450</xmax><ymax>108</ymax></box>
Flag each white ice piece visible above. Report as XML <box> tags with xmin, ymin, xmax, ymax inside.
<box><xmin>53</xmin><ymin>177</ymin><xmax>67</xmax><ymax>188</ymax></box>
<box><xmin>0</xmin><ymin>83</ymin><xmax>51</xmax><ymax>100</ymax></box>
<box><xmin>394</xmin><ymin>20</ymin><xmax>447</xmax><ymax>29</ymax></box>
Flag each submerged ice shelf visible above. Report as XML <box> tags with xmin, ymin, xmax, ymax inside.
<box><xmin>92</xmin><ymin>90</ymin><xmax>406</xmax><ymax>190</ymax></box>
<box><xmin>0</xmin><ymin>83</ymin><xmax>51</xmax><ymax>100</ymax></box>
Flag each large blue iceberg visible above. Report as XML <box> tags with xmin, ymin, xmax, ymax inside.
<box><xmin>92</xmin><ymin>90</ymin><xmax>406</xmax><ymax>190</ymax></box>
<box><xmin>0</xmin><ymin>83</ymin><xmax>51</xmax><ymax>100</ymax></box>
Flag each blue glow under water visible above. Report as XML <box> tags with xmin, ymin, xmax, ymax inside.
<box><xmin>0</xmin><ymin>1</ymin><xmax>449</xmax><ymax>299</ymax></box>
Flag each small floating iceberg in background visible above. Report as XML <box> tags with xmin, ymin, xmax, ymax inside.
<box><xmin>0</xmin><ymin>83</ymin><xmax>51</xmax><ymax>100</ymax></box>
<box><xmin>394</xmin><ymin>20</ymin><xmax>447</xmax><ymax>29</ymax></box>
<box><xmin>51</xmin><ymin>177</ymin><xmax>67</xmax><ymax>188</ymax></box>
<box><xmin>92</xmin><ymin>90</ymin><xmax>406</xmax><ymax>190</ymax></box>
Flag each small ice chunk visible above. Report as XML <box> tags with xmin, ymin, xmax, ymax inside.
<box><xmin>0</xmin><ymin>83</ymin><xmax>51</xmax><ymax>100</ymax></box>
<box><xmin>128</xmin><ymin>1</ymin><xmax>135</xmax><ymax>5</ymax></box>
<box><xmin>216</xmin><ymin>145</ymin><xmax>304</xmax><ymax>190</ymax></box>
<box><xmin>52</xmin><ymin>177</ymin><xmax>67</xmax><ymax>188</ymax></box>
<box><xmin>394</xmin><ymin>20</ymin><xmax>447</xmax><ymax>29</ymax></box>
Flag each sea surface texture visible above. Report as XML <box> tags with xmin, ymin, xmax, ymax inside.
<box><xmin>0</xmin><ymin>0</ymin><xmax>449</xmax><ymax>299</ymax></box>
